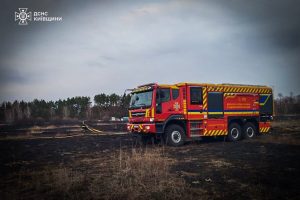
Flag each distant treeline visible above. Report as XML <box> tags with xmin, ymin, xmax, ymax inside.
<box><xmin>0</xmin><ymin>93</ymin><xmax>131</xmax><ymax>124</ymax></box>
<box><xmin>274</xmin><ymin>93</ymin><xmax>300</xmax><ymax>116</ymax></box>
<box><xmin>0</xmin><ymin>93</ymin><xmax>299</xmax><ymax>124</ymax></box>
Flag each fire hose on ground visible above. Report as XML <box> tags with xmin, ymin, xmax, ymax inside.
<box><xmin>81</xmin><ymin>121</ymin><xmax>104</xmax><ymax>134</ymax></box>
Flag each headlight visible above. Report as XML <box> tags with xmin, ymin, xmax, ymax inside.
<box><xmin>149</xmin><ymin>118</ymin><xmax>154</xmax><ymax>122</ymax></box>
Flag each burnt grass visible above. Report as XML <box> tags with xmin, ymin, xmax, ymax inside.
<box><xmin>0</xmin><ymin>122</ymin><xmax>300</xmax><ymax>199</ymax></box>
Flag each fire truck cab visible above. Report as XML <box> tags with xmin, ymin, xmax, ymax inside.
<box><xmin>127</xmin><ymin>83</ymin><xmax>273</xmax><ymax>146</ymax></box>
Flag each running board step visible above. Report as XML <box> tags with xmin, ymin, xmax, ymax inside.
<box><xmin>190</xmin><ymin>128</ymin><xmax>203</xmax><ymax>131</ymax></box>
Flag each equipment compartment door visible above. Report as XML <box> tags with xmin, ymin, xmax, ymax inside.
<box><xmin>207</xmin><ymin>92</ymin><xmax>224</xmax><ymax>118</ymax></box>
<box><xmin>206</xmin><ymin>92</ymin><xmax>226</xmax><ymax>135</ymax></box>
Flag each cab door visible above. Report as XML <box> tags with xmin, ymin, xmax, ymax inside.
<box><xmin>187</xmin><ymin>86</ymin><xmax>203</xmax><ymax>120</ymax></box>
<box><xmin>155</xmin><ymin>88</ymin><xmax>182</xmax><ymax>121</ymax></box>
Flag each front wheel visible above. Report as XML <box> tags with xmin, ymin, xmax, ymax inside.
<box><xmin>227</xmin><ymin>123</ymin><xmax>242</xmax><ymax>142</ymax></box>
<box><xmin>165</xmin><ymin>124</ymin><xmax>186</xmax><ymax>147</ymax></box>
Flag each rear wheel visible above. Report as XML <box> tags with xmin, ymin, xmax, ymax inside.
<box><xmin>227</xmin><ymin>123</ymin><xmax>242</xmax><ymax>141</ymax></box>
<box><xmin>243</xmin><ymin>122</ymin><xmax>257</xmax><ymax>139</ymax></box>
<box><xmin>165</xmin><ymin>124</ymin><xmax>185</xmax><ymax>147</ymax></box>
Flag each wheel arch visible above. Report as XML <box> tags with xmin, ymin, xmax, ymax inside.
<box><xmin>228</xmin><ymin>116</ymin><xmax>259</xmax><ymax>129</ymax></box>
<box><xmin>163</xmin><ymin>115</ymin><xmax>186</xmax><ymax>135</ymax></box>
<box><xmin>245</xmin><ymin>118</ymin><xmax>259</xmax><ymax>131</ymax></box>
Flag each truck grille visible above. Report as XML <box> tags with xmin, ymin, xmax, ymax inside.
<box><xmin>131</xmin><ymin>111</ymin><xmax>146</xmax><ymax>117</ymax></box>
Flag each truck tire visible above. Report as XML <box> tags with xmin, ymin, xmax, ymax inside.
<box><xmin>165</xmin><ymin>124</ymin><xmax>185</xmax><ymax>147</ymax></box>
<box><xmin>227</xmin><ymin>123</ymin><xmax>242</xmax><ymax>142</ymax></box>
<box><xmin>243</xmin><ymin>122</ymin><xmax>257</xmax><ymax>139</ymax></box>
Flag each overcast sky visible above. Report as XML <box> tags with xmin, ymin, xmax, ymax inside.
<box><xmin>0</xmin><ymin>0</ymin><xmax>300</xmax><ymax>102</ymax></box>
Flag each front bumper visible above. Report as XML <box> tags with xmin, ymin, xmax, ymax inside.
<box><xmin>127</xmin><ymin>123</ymin><xmax>156</xmax><ymax>133</ymax></box>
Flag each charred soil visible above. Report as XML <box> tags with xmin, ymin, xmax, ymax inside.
<box><xmin>0</xmin><ymin>120</ymin><xmax>300</xmax><ymax>200</ymax></box>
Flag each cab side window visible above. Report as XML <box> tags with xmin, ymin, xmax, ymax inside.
<box><xmin>172</xmin><ymin>89</ymin><xmax>179</xmax><ymax>100</ymax></box>
<box><xmin>190</xmin><ymin>87</ymin><xmax>203</xmax><ymax>105</ymax></box>
<box><xmin>157</xmin><ymin>88</ymin><xmax>170</xmax><ymax>103</ymax></box>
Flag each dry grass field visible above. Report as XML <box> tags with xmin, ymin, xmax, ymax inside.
<box><xmin>0</xmin><ymin>120</ymin><xmax>299</xmax><ymax>199</ymax></box>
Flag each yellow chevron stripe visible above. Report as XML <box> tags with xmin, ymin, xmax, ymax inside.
<box><xmin>214</xmin><ymin>130</ymin><xmax>218</xmax><ymax>135</ymax></box>
<box><xmin>212</xmin><ymin>130</ymin><xmax>217</xmax><ymax>135</ymax></box>
<box><xmin>264</xmin><ymin>127</ymin><xmax>268</xmax><ymax>132</ymax></box>
<box><xmin>206</xmin><ymin>130</ymin><xmax>210</xmax><ymax>136</ymax></box>
<box><xmin>257</xmin><ymin>89</ymin><xmax>261</xmax><ymax>93</ymax></box>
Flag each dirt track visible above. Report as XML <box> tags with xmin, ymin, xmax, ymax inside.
<box><xmin>0</xmin><ymin>121</ymin><xmax>300</xmax><ymax>199</ymax></box>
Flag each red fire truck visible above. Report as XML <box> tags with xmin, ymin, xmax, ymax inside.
<box><xmin>127</xmin><ymin>83</ymin><xmax>273</xmax><ymax>146</ymax></box>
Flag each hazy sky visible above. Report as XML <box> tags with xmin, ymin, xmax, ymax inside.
<box><xmin>1</xmin><ymin>0</ymin><xmax>300</xmax><ymax>102</ymax></box>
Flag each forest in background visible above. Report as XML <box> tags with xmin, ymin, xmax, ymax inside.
<box><xmin>0</xmin><ymin>93</ymin><xmax>130</xmax><ymax>124</ymax></box>
<box><xmin>0</xmin><ymin>93</ymin><xmax>299</xmax><ymax>125</ymax></box>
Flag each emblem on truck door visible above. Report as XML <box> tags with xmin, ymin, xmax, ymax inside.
<box><xmin>173</xmin><ymin>102</ymin><xmax>180</xmax><ymax>111</ymax></box>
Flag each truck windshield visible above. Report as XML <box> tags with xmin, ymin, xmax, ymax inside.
<box><xmin>129</xmin><ymin>90</ymin><xmax>153</xmax><ymax>109</ymax></box>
